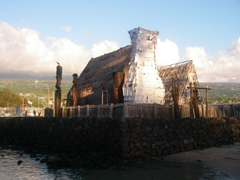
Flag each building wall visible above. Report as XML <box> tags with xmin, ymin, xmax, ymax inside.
<box><xmin>0</xmin><ymin>117</ymin><xmax>239</xmax><ymax>158</ymax></box>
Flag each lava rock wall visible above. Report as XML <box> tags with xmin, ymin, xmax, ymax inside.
<box><xmin>0</xmin><ymin>117</ymin><xmax>239</xmax><ymax>158</ymax></box>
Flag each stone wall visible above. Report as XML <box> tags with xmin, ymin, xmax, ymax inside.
<box><xmin>0</xmin><ymin>117</ymin><xmax>239</xmax><ymax>159</ymax></box>
<box><xmin>120</xmin><ymin>117</ymin><xmax>239</xmax><ymax>158</ymax></box>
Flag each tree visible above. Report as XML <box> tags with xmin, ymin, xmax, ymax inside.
<box><xmin>0</xmin><ymin>88</ymin><xmax>21</xmax><ymax>107</ymax></box>
<box><xmin>0</xmin><ymin>88</ymin><xmax>23</xmax><ymax>107</ymax></box>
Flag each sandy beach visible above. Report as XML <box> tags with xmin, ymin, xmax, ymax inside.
<box><xmin>161</xmin><ymin>143</ymin><xmax>240</xmax><ymax>179</ymax></box>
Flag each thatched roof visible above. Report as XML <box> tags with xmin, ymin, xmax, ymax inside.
<box><xmin>159</xmin><ymin>60</ymin><xmax>201</xmax><ymax>105</ymax></box>
<box><xmin>68</xmin><ymin>45</ymin><xmax>132</xmax><ymax>105</ymax></box>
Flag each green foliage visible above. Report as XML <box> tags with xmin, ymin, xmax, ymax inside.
<box><xmin>1</xmin><ymin>79</ymin><xmax>240</xmax><ymax>107</ymax></box>
<box><xmin>199</xmin><ymin>82</ymin><xmax>240</xmax><ymax>104</ymax></box>
<box><xmin>0</xmin><ymin>79</ymin><xmax>72</xmax><ymax>107</ymax></box>
<box><xmin>0</xmin><ymin>88</ymin><xmax>22</xmax><ymax>107</ymax></box>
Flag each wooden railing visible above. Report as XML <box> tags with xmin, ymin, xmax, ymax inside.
<box><xmin>45</xmin><ymin>103</ymin><xmax>240</xmax><ymax>119</ymax></box>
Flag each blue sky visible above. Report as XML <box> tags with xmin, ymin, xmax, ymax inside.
<box><xmin>0</xmin><ymin>0</ymin><xmax>240</xmax><ymax>82</ymax></box>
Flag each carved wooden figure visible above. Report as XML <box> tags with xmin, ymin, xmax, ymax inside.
<box><xmin>55</xmin><ymin>63</ymin><xmax>62</xmax><ymax>117</ymax></box>
<box><xmin>72</xmin><ymin>73</ymin><xmax>78</xmax><ymax>106</ymax></box>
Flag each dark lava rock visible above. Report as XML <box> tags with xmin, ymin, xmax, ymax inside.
<box><xmin>77</xmin><ymin>160</ymin><xmax>86</xmax><ymax>167</ymax></box>
<box><xmin>122</xmin><ymin>160</ymin><xmax>129</xmax><ymax>165</ymax></box>
<box><xmin>30</xmin><ymin>154</ymin><xmax>37</xmax><ymax>158</ymax></box>
<box><xmin>185</xmin><ymin>143</ymin><xmax>194</xmax><ymax>151</ymax></box>
<box><xmin>101</xmin><ymin>163</ymin><xmax>108</xmax><ymax>169</ymax></box>
<box><xmin>40</xmin><ymin>159</ymin><xmax>47</xmax><ymax>163</ymax></box>
<box><xmin>47</xmin><ymin>155</ymin><xmax>72</xmax><ymax>167</ymax></box>
<box><xmin>17</xmin><ymin>160</ymin><xmax>23</xmax><ymax>165</ymax></box>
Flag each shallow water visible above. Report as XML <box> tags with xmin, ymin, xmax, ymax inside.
<box><xmin>0</xmin><ymin>147</ymin><xmax>233</xmax><ymax>180</ymax></box>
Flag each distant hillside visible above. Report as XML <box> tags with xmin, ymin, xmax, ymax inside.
<box><xmin>199</xmin><ymin>82</ymin><xmax>240</xmax><ymax>104</ymax></box>
<box><xmin>0</xmin><ymin>73</ymin><xmax>72</xmax><ymax>80</ymax></box>
<box><xmin>0</xmin><ymin>79</ymin><xmax>239</xmax><ymax>106</ymax></box>
<box><xmin>0</xmin><ymin>79</ymin><xmax>72</xmax><ymax>107</ymax></box>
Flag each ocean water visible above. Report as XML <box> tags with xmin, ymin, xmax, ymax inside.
<box><xmin>0</xmin><ymin>147</ymin><xmax>233</xmax><ymax>180</ymax></box>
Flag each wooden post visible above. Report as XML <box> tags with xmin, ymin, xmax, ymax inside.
<box><xmin>206</xmin><ymin>85</ymin><xmax>208</xmax><ymax>118</ymax></box>
<box><xmin>172</xmin><ymin>105</ymin><xmax>175</xmax><ymax>120</ymax></box>
<box><xmin>55</xmin><ymin>90</ymin><xmax>61</xmax><ymax>117</ymax></box>
<box><xmin>112</xmin><ymin>72</ymin><xmax>125</xmax><ymax>104</ymax></box>
<box><xmin>74</xmin><ymin>106</ymin><xmax>78</xmax><ymax>117</ymax></box>
<box><xmin>180</xmin><ymin>105</ymin><xmax>182</xmax><ymax>118</ymax></box>
<box><xmin>124</xmin><ymin>102</ymin><xmax>128</xmax><ymax>118</ymax></box>
<box><xmin>190</xmin><ymin>82</ymin><xmax>194</xmax><ymax>118</ymax></box>
<box><xmin>62</xmin><ymin>106</ymin><xmax>64</xmax><ymax>117</ymax></box>
<box><xmin>97</xmin><ymin>105</ymin><xmax>101</xmax><ymax>118</ymax></box>
<box><xmin>102</xmin><ymin>88</ymin><xmax>108</xmax><ymax>105</ymax></box>
<box><xmin>172</xmin><ymin>77</ymin><xmax>180</xmax><ymax>119</ymax></box>
<box><xmin>192</xmin><ymin>82</ymin><xmax>200</xmax><ymax>118</ymax></box>
<box><xmin>78</xmin><ymin>105</ymin><xmax>81</xmax><ymax>117</ymax></box>
<box><xmin>177</xmin><ymin>77</ymin><xmax>180</xmax><ymax>118</ymax></box>
<box><xmin>72</xmin><ymin>73</ymin><xmax>78</xmax><ymax>106</ymax></box>
<box><xmin>107</xmin><ymin>89</ymin><xmax>108</xmax><ymax>105</ymax></box>
<box><xmin>102</xmin><ymin>90</ymin><xmax>103</xmax><ymax>105</ymax></box>
<box><xmin>70</xmin><ymin>107</ymin><xmax>73</xmax><ymax>117</ymax></box>
<box><xmin>222</xmin><ymin>105</ymin><xmax>225</xmax><ymax>117</ymax></box>
<box><xmin>55</xmin><ymin>63</ymin><xmax>62</xmax><ymax>117</ymax></box>
<box><xmin>169</xmin><ymin>105</ymin><xmax>173</xmax><ymax>119</ymax></box>
<box><xmin>110</xmin><ymin>103</ymin><xmax>114</xmax><ymax>118</ymax></box>
<box><xmin>187</xmin><ymin>85</ymin><xmax>212</xmax><ymax>118</ymax></box>
<box><xmin>153</xmin><ymin>103</ymin><xmax>157</xmax><ymax>118</ymax></box>
<box><xmin>86</xmin><ymin>104</ymin><xmax>89</xmax><ymax>117</ymax></box>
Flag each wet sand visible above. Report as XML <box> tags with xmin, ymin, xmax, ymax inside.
<box><xmin>161</xmin><ymin>143</ymin><xmax>240</xmax><ymax>180</ymax></box>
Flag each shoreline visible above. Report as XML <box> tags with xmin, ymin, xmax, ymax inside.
<box><xmin>161</xmin><ymin>142</ymin><xmax>240</xmax><ymax>179</ymax></box>
<box><xmin>1</xmin><ymin>142</ymin><xmax>240</xmax><ymax>179</ymax></box>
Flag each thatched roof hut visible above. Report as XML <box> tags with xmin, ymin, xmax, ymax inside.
<box><xmin>67</xmin><ymin>47</ymin><xmax>201</xmax><ymax>106</ymax></box>
<box><xmin>159</xmin><ymin>60</ymin><xmax>201</xmax><ymax>105</ymax></box>
<box><xmin>67</xmin><ymin>45</ymin><xmax>132</xmax><ymax>106</ymax></box>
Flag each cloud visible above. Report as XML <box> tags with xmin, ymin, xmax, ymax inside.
<box><xmin>228</xmin><ymin>37</ymin><xmax>240</xmax><ymax>57</ymax></box>
<box><xmin>89</xmin><ymin>40</ymin><xmax>119</xmax><ymax>58</ymax></box>
<box><xmin>182</xmin><ymin>46</ymin><xmax>214</xmax><ymax>72</ymax></box>
<box><xmin>182</xmin><ymin>38</ymin><xmax>240</xmax><ymax>82</ymax></box>
<box><xmin>155</xmin><ymin>36</ymin><xmax>240</xmax><ymax>82</ymax></box>
<box><xmin>61</xmin><ymin>26</ymin><xmax>72</xmax><ymax>32</ymax></box>
<box><xmin>0</xmin><ymin>21</ymin><xmax>119</xmax><ymax>75</ymax></box>
<box><xmin>1</xmin><ymin>21</ymin><xmax>240</xmax><ymax>82</ymax></box>
<box><xmin>155</xmin><ymin>38</ymin><xmax>180</xmax><ymax>66</ymax></box>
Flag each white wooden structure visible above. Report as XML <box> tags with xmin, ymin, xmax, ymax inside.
<box><xmin>123</xmin><ymin>27</ymin><xmax>165</xmax><ymax>104</ymax></box>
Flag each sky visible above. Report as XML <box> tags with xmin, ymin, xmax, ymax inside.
<box><xmin>0</xmin><ymin>0</ymin><xmax>240</xmax><ymax>82</ymax></box>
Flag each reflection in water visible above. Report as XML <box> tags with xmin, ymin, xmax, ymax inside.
<box><xmin>201</xmin><ymin>169</ymin><xmax>233</xmax><ymax>180</ymax></box>
<box><xmin>0</xmin><ymin>147</ymin><xmax>232</xmax><ymax>180</ymax></box>
<box><xmin>82</xmin><ymin>164</ymin><xmax>228</xmax><ymax>180</ymax></box>
<box><xmin>48</xmin><ymin>168</ymin><xmax>85</xmax><ymax>180</ymax></box>
<box><xmin>0</xmin><ymin>148</ymin><xmax>85</xmax><ymax>180</ymax></box>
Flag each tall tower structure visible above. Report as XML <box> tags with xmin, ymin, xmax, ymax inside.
<box><xmin>123</xmin><ymin>27</ymin><xmax>165</xmax><ymax>104</ymax></box>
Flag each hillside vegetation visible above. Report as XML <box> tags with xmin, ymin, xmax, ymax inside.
<box><xmin>0</xmin><ymin>79</ymin><xmax>72</xmax><ymax>107</ymax></box>
<box><xmin>0</xmin><ymin>79</ymin><xmax>239</xmax><ymax>107</ymax></box>
<box><xmin>0</xmin><ymin>89</ymin><xmax>22</xmax><ymax>107</ymax></box>
<box><xmin>199</xmin><ymin>82</ymin><xmax>240</xmax><ymax>104</ymax></box>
